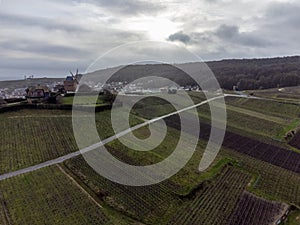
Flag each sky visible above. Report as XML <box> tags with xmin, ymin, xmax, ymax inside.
<box><xmin>0</xmin><ymin>0</ymin><xmax>299</xmax><ymax>80</ymax></box>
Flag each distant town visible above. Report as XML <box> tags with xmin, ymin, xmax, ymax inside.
<box><xmin>0</xmin><ymin>71</ymin><xmax>204</xmax><ymax>106</ymax></box>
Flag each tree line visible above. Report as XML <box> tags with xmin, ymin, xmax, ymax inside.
<box><xmin>88</xmin><ymin>56</ymin><xmax>300</xmax><ymax>91</ymax></box>
<box><xmin>208</xmin><ymin>56</ymin><xmax>300</xmax><ymax>90</ymax></box>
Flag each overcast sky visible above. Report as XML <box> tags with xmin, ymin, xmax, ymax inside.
<box><xmin>0</xmin><ymin>0</ymin><xmax>299</xmax><ymax>80</ymax></box>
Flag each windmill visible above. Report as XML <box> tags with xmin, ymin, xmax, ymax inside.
<box><xmin>70</xmin><ymin>69</ymin><xmax>79</xmax><ymax>79</ymax></box>
<box><xmin>64</xmin><ymin>69</ymin><xmax>80</xmax><ymax>92</ymax></box>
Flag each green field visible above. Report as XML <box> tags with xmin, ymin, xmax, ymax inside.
<box><xmin>222</xmin><ymin>148</ymin><xmax>300</xmax><ymax>206</ymax></box>
<box><xmin>0</xmin><ymin>109</ymin><xmax>142</xmax><ymax>174</ymax></box>
<box><xmin>0</xmin><ymin>110</ymin><xmax>77</xmax><ymax>174</ymax></box>
<box><xmin>62</xmin><ymin>95</ymin><xmax>108</xmax><ymax>106</ymax></box>
<box><xmin>0</xmin><ymin>166</ymin><xmax>111</xmax><ymax>225</ymax></box>
<box><xmin>0</xmin><ymin>91</ymin><xmax>299</xmax><ymax>224</ymax></box>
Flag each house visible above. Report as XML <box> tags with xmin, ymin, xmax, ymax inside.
<box><xmin>160</xmin><ymin>87</ymin><xmax>168</xmax><ymax>93</ymax></box>
<box><xmin>26</xmin><ymin>84</ymin><xmax>51</xmax><ymax>102</ymax></box>
<box><xmin>64</xmin><ymin>76</ymin><xmax>78</xmax><ymax>92</ymax></box>
<box><xmin>168</xmin><ymin>86</ymin><xmax>178</xmax><ymax>94</ymax></box>
<box><xmin>53</xmin><ymin>84</ymin><xmax>65</xmax><ymax>93</ymax></box>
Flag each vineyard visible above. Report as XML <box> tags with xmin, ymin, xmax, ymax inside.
<box><xmin>226</xmin><ymin>191</ymin><xmax>288</xmax><ymax>225</ymax></box>
<box><xmin>64</xmin><ymin>155</ymin><xmax>180</xmax><ymax>224</ymax></box>
<box><xmin>65</xmin><ymin>154</ymin><xmax>288</xmax><ymax>225</ymax></box>
<box><xmin>195</xmin><ymin>100</ymin><xmax>287</xmax><ymax>140</ymax></box>
<box><xmin>165</xmin><ymin>115</ymin><xmax>300</xmax><ymax>174</ymax></box>
<box><xmin>167</xmin><ymin>166</ymin><xmax>251</xmax><ymax>225</ymax></box>
<box><xmin>0</xmin><ymin>114</ymin><xmax>77</xmax><ymax>174</ymax></box>
<box><xmin>221</xmin><ymin>148</ymin><xmax>300</xmax><ymax>206</ymax></box>
<box><xmin>131</xmin><ymin>93</ymin><xmax>299</xmax><ymax>144</ymax></box>
<box><xmin>222</xmin><ymin>128</ymin><xmax>300</xmax><ymax>173</ymax></box>
<box><xmin>0</xmin><ymin>93</ymin><xmax>299</xmax><ymax>224</ymax></box>
<box><xmin>0</xmin><ymin>166</ymin><xmax>111</xmax><ymax>225</ymax></box>
<box><xmin>225</xmin><ymin>96</ymin><xmax>300</xmax><ymax>119</ymax></box>
<box><xmin>0</xmin><ymin>109</ymin><xmax>142</xmax><ymax>174</ymax></box>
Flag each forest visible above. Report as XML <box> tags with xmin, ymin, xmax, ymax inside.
<box><xmin>101</xmin><ymin>56</ymin><xmax>300</xmax><ymax>90</ymax></box>
<box><xmin>208</xmin><ymin>56</ymin><xmax>300</xmax><ymax>90</ymax></box>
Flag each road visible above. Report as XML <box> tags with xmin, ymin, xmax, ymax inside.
<box><xmin>0</xmin><ymin>94</ymin><xmax>257</xmax><ymax>181</ymax></box>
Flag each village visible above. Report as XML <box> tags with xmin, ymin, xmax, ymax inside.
<box><xmin>0</xmin><ymin>71</ymin><xmax>204</xmax><ymax>106</ymax></box>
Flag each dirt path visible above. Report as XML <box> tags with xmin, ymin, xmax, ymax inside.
<box><xmin>57</xmin><ymin>165</ymin><xmax>103</xmax><ymax>209</ymax></box>
<box><xmin>0</xmin><ymin>191</ymin><xmax>12</xmax><ymax>225</ymax></box>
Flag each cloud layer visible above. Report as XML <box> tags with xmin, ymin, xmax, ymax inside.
<box><xmin>0</xmin><ymin>0</ymin><xmax>299</xmax><ymax>80</ymax></box>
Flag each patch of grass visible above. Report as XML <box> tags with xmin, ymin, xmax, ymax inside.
<box><xmin>274</xmin><ymin>118</ymin><xmax>300</xmax><ymax>141</ymax></box>
<box><xmin>62</xmin><ymin>95</ymin><xmax>106</xmax><ymax>106</ymax></box>
<box><xmin>284</xmin><ymin>208</ymin><xmax>300</xmax><ymax>225</ymax></box>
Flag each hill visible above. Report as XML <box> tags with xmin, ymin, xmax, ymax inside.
<box><xmin>86</xmin><ymin>55</ymin><xmax>300</xmax><ymax>90</ymax></box>
<box><xmin>1</xmin><ymin>56</ymin><xmax>300</xmax><ymax>91</ymax></box>
<box><xmin>0</xmin><ymin>78</ymin><xmax>64</xmax><ymax>92</ymax></box>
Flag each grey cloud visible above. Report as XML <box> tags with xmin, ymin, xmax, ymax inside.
<box><xmin>168</xmin><ymin>25</ymin><xmax>269</xmax><ymax>48</ymax></box>
<box><xmin>238</xmin><ymin>34</ymin><xmax>270</xmax><ymax>48</ymax></box>
<box><xmin>1</xmin><ymin>0</ymin><xmax>300</xmax><ymax>80</ymax></box>
<box><xmin>265</xmin><ymin>2</ymin><xmax>300</xmax><ymax>20</ymax></box>
<box><xmin>0</xmin><ymin>55</ymin><xmax>90</xmax><ymax>77</ymax></box>
<box><xmin>0</xmin><ymin>28</ymin><xmax>146</xmax><ymax>79</ymax></box>
<box><xmin>167</xmin><ymin>1</ymin><xmax>300</xmax><ymax>60</ymax></box>
<box><xmin>0</xmin><ymin>57</ymin><xmax>78</xmax><ymax>71</ymax></box>
<box><xmin>74</xmin><ymin>0</ymin><xmax>165</xmax><ymax>15</ymax></box>
<box><xmin>260</xmin><ymin>2</ymin><xmax>300</xmax><ymax>39</ymax></box>
<box><xmin>0</xmin><ymin>12</ymin><xmax>87</xmax><ymax>32</ymax></box>
<box><xmin>215</xmin><ymin>25</ymin><xmax>239</xmax><ymax>40</ymax></box>
<box><xmin>0</xmin><ymin>39</ymin><xmax>90</xmax><ymax>57</ymax></box>
<box><xmin>168</xmin><ymin>31</ymin><xmax>191</xmax><ymax>44</ymax></box>
<box><xmin>215</xmin><ymin>24</ymin><xmax>270</xmax><ymax>47</ymax></box>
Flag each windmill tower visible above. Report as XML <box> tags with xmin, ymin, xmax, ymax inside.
<box><xmin>64</xmin><ymin>69</ymin><xmax>79</xmax><ymax>93</ymax></box>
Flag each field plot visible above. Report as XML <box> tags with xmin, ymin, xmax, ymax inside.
<box><xmin>222</xmin><ymin>149</ymin><xmax>300</xmax><ymax>206</ymax></box>
<box><xmin>0</xmin><ymin>109</ymin><xmax>142</xmax><ymax>174</ymax></box>
<box><xmin>0</xmin><ymin>166</ymin><xmax>110</xmax><ymax>225</ymax></box>
<box><xmin>167</xmin><ymin>166</ymin><xmax>251</xmax><ymax>225</ymax></box>
<box><xmin>165</xmin><ymin>115</ymin><xmax>300</xmax><ymax>174</ymax></box>
<box><xmin>106</xmin><ymin>122</ymin><xmax>229</xmax><ymax>194</ymax></box>
<box><xmin>62</xmin><ymin>95</ymin><xmax>106</xmax><ymax>105</ymax></box>
<box><xmin>196</xmin><ymin>100</ymin><xmax>287</xmax><ymax>140</ymax></box>
<box><xmin>0</xmin><ymin>113</ymin><xmax>77</xmax><ymax>174</ymax></box>
<box><xmin>222</xmin><ymin>129</ymin><xmax>300</xmax><ymax>173</ymax></box>
<box><xmin>131</xmin><ymin>94</ymin><xmax>298</xmax><ymax>143</ymax></box>
<box><xmin>225</xmin><ymin>105</ymin><xmax>287</xmax><ymax>138</ymax></box>
<box><xmin>225</xmin><ymin>97</ymin><xmax>300</xmax><ymax>119</ymax></box>
<box><xmin>226</xmin><ymin>191</ymin><xmax>287</xmax><ymax>225</ymax></box>
<box><xmin>248</xmin><ymin>86</ymin><xmax>300</xmax><ymax>102</ymax></box>
<box><xmin>197</xmin><ymin>96</ymin><xmax>300</xmax><ymax>143</ymax></box>
<box><xmin>64</xmin><ymin>156</ymin><xmax>179</xmax><ymax>224</ymax></box>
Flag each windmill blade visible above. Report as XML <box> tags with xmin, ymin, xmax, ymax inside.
<box><xmin>70</xmin><ymin>71</ymin><xmax>74</xmax><ymax>76</ymax></box>
<box><xmin>76</xmin><ymin>69</ymin><xmax>79</xmax><ymax>75</ymax></box>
